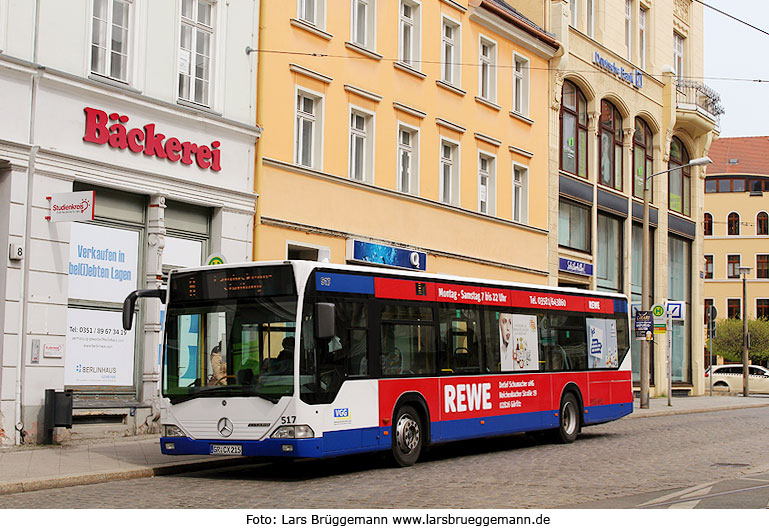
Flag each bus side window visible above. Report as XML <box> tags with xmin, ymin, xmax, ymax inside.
<box><xmin>380</xmin><ymin>305</ymin><xmax>436</xmax><ymax>376</ymax></box>
<box><xmin>439</xmin><ymin>305</ymin><xmax>482</xmax><ymax>375</ymax></box>
<box><xmin>481</xmin><ymin>310</ymin><xmax>501</xmax><ymax>373</ymax></box>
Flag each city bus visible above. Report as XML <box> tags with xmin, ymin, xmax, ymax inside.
<box><xmin>123</xmin><ymin>260</ymin><xmax>632</xmax><ymax>466</ymax></box>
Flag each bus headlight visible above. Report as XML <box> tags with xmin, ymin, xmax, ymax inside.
<box><xmin>162</xmin><ymin>424</ymin><xmax>186</xmax><ymax>437</ymax></box>
<box><xmin>271</xmin><ymin>425</ymin><xmax>314</xmax><ymax>439</ymax></box>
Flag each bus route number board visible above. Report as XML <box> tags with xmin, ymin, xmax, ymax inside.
<box><xmin>210</xmin><ymin>444</ymin><xmax>242</xmax><ymax>456</ymax></box>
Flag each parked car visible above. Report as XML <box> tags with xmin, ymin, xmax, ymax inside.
<box><xmin>705</xmin><ymin>364</ymin><xmax>769</xmax><ymax>394</ymax></box>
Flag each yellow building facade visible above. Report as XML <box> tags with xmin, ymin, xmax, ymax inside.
<box><xmin>704</xmin><ymin>137</ymin><xmax>769</xmax><ymax>335</ymax></box>
<box><xmin>254</xmin><ymin>0</ymin><xmax>558</xmax><ymax>282</ymax></box>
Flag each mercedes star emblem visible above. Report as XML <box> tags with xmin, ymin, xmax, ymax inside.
<box><xmin>217</xmin><ymin>417</ymin><xmax>233</xmax><ymax>438</ymax></box>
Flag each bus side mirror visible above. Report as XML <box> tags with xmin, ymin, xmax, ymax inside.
<box><xmin>122</xmin><ymin>289</ymin><xmax>166</xmax><ymax>330</ymax></box>
<box><xmin>315</xmin><ymin>302</ymin><xmax>336</xmax><ymax>339</ymax></box>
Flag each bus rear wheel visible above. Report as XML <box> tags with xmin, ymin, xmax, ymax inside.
<box><xmin>556</xmin><ymin>392</ymin><xmax>580</xmax><ymax>444</ymax></box>
<box><xmin>390</xmin><ymin>406</ymin><xmax>423</xmax><ymax>467</ymax></box>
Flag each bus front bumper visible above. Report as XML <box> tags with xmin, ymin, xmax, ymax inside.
<box><xmin>160</xmin><ymin>437</ymin><xmax>324</xmax><ymax>458</ymax></box>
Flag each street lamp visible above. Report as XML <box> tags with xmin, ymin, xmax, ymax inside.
<box><xmin>738</xmin><ymin>265</ymin><xmax>752</xmax><ymax>397</ymax></box>
<box><xmin>639</xmin><ymin>156</ymin><xmax>712</xmax><ymax>408</ymax></box>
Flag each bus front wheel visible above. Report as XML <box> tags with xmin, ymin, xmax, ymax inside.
<box><xmin>390</xmin><ymin>406</ymin><xmax>423</xmax><ymax>467</ymax></box>
<box><xmin>556</xmin><ymin>392</ymin><xmax>580</xmax><ymax>444</ymax></box>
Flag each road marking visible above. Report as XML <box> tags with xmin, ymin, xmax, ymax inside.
<box><xmin>641</xmin><ymin>482</ymin><xmax>769</xmax><ymax>508</ymax></box>
<box><xmin>641</xmin><ymin>482</ymin><xmax>714</xmax><ymax>506</ymax></box>
<box><xmin>668</xmin><ymin>500</ymin><xmax>700</xmax><ymax>509</ymax></box>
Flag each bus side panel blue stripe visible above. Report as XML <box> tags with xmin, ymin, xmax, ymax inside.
<box><xmin>584</xmin><ymin>402</ymin><xmax>633</xmax><ymax>424</ymax></box>
<box><xmin>315</xmin><ymin>272</ymin><xmax>374</xmax><ymax>294</ymax></box>
<box><xmin>613</xmin><ymin>300</ymin><xmax>628</xmax><ymax>313</ymax></box>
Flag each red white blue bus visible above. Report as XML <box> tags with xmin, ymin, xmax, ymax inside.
<box><xmin>123</xmin><ymin>260</ymin><xmax>632</xmax><ymax>466</ymax></box>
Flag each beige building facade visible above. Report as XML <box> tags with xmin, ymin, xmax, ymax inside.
<box><xmin>539</xmin><ymin>0</ymin><xmax>720</xmax><ymax>396</ymax></box>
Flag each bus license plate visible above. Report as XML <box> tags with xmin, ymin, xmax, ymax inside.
<box><xmin>210</xmin><ymin>444</ymin><xmax>242</xmax><ymax>456</ymax></box>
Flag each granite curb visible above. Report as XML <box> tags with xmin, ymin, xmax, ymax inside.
<box><xmin>628</xmin><ymin>402</ymin><xmax>769</xmax><ymax>419</ymax></box>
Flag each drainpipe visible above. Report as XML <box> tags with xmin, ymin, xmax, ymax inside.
<box><xmin>252</xmin><ymin>0</ymin><xmax>265</xmax><ymax>260</ymax></box>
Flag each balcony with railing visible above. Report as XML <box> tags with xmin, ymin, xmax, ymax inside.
<box><xmin>676</xmin><ymin>79</ymin><xmax>724</xmax><ymax>136</ymax></box>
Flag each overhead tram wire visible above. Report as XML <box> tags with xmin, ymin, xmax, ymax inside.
<box><xmin>253</xmin><ymin>48</ymin><xmax>769</xmax><ymax>84</ymax></box>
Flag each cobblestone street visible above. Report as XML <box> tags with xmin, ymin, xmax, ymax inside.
<box><xmin>1</xmin><ymin>407</ymin><xmax>768</xmax><ymax>509</ymax></box>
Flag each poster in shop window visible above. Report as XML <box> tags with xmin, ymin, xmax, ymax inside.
<box><xmin>65</xmin><ymin>308</ymin><xmax>136</xmax><ymax>386</ymax></box>
<box><xmin>68</xmin><ymin>223</ymin><xmax>139</xmax><ymax>303</ymax></box>
<box><xmin>499</xmin><ymin>313</ymin><xmax>539</xmax><ymax>371</ymax></box>
<box><xmin>586</xmin><ymin>318</ymin><xmax>619</xmax><ymax>368</ymax></box>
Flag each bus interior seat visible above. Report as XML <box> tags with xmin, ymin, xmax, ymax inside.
<box><xmin>237</xmin><ymin>368</ymin><xmax>254</xmax><ymax>385</ymax></box>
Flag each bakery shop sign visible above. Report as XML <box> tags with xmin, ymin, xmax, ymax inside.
<box><xmin>82</xmin><ymin>107</ymin><xmax>222</xmax><ymax>171</ymax></box>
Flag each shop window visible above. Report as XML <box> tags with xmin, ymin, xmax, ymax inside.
<box><xmin>91</xmin><ymin>0</ymin><xmax>131</xmax><ymax>82</ymax></box>
<box><xmin>703</xmin><ymin>213</ymin><xmax>713</xmax><ymax>235</ymax></box>
<box><xmin>596</xmin><ymin>213</ymin><xmax>623</xmax><ymax>292</ymax></box>
<box><xmin>179</xmin><ymin>0</ymin><xmax>214</xmax><ymax>107</ymax></box>
<box><xmin>560</xmin><ymin>81</ymin><xmax>588</xmax><ymax>178</ymax></box>
<box><xmin>558</xmin><ymin>200</ymin><xmax>590</xmax><ymax>252</ymax></box>
<box><xmin>668</xmin><ymin>235</ymin><xmax>691</xmax><ymax>383</ymax></box>
<box><xmin>728</xmin><ymin>212</ymin><xmax>740</xmax><ymax>235</ymax></box>
<box><xmin>599</xmin><ymin>100</ymin><xmax>623</xmax><ymax>191</ymax></box>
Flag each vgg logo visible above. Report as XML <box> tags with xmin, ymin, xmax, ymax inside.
<box><xmin>333</xmin><ymin>408</ymin><xmax>349</xmax><ymax>418</ymax></box>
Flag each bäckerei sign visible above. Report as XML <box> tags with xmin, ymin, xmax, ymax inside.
<box><xmin>82</xmin><ymin>107</ymin><xmax>222</xmax><ymax>171</ymax></box>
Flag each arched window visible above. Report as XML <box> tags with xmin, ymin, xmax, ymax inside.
<box><xmin>703</xmin><ymin>213</ymin><xmax>713</xmax><ymax>236</ymax></box>
<box><xmin>757</xmin><ymin>212</ymin><xmax>769</xmax><ymax>235</ymax></box>
<box><xmin>560</xmin><ymin>80</ymin><xmax>588</xmax><ymax>178</ymax></box>
<box><xmin>728</xmin><ymin>212</ymin><xmax>740</xmax><ymax>235</ymax></box>
<box><xmin>668</xmin><ymin>137</ymin><xmax>691</xmax><ymax>216</ymax></box>
<box><xmin>633</xmin><ymin>117</ymin><xmax>653</xmax><ymax>199</ymax></box>
<box><xmin>599</xmin><ymin>100</ymin><xmax>623</xmax><ymax>190</ymax></box>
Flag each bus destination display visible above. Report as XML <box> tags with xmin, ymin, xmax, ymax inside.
<box><xmin>171</xmin><ymin>265</ymin><xmax>295</xmax><ymax>301</ymax></box>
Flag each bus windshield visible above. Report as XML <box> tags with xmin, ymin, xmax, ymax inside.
<box><xmin>163</xmin><ymin>297</ymin><xmax>297</xmax><ymax>403</ymax></box>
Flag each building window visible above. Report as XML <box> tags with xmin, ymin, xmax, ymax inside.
<box><xmin>349</xmin><ymin>109</ymin><xmax>374</xmax><ymax>182</ymax></box>
<box><xmin>758</xmin><ymin>254</ymin><xmax>769</xmax><ymax>279</ymax></box>
<box><xmin>668</xmin><ymin>137</ymin><xmax>691</xmax><ymax>216</ymax></box>
<box><xmin>397</xmin><ymin>125</ymin><xmax>418</xmax><ymax>194</ymax></box>
<box><xmin>441</xmin><ymin>17</ymin><xmax>460</xmax><ymax>86</ymax></box>
<box><xmin>399</xmin><ymin>0</ymin><xmax>420</xmax><ymax>66</ymax></box>
<box><xmin>512</xmin><ymin>164</ymin><xmax>529</xmax><ymax>224</ymax></box>
<box><xmin>703</xmin><ymin>213</ymin><xmax>713</xmax><ymax>235</ymax></box>
<box><xmin>478</xmin><ymin>154</ymin><xmax>495</xmax><ymax>215</ymax></box>
<box><xmin>479</xmin><ymin>36</ymin><xmax>497</xmax><ymax>102</ymax></box>
<box><xmin>351</xmin><ymin>0</ymin><xmax>376</xmax><ymax>49</ymax></box>
<box><xmin>560</xmin><ymin>81</ymin><xmax>588</xmax><ymax>178</ymax></box>
<box><xmin>704</xmin><ymin>254</ymin><xmax>713</xmax><ymax>279</ymax></box>
<box><xmin>559</xmin><ymin>200</ymin><xmax>590</xmax><ymax>252</ymax></box>
<box><xmin>728</xmin><ymin>212</ymin><xmax>740</xmax><ymax>235</ymax></box>
<box><xmin>295</xmin><ymin>89</ymin><xmax>323</xmax><ymax>169</ymax></box>
<box><xmin>632</xmin><ymin>117</ymin><xmax>653</xmax><ymax>199</ymax></box>
<box><xmin>599</xmin><ymin>100</ymin><xmax>623</xmax><ymax>191</ymax></box>
<box><xmin>298</xmin><ymin>0</ymin><xmax>325</xmax><ymax>28</ymax></box>
<box><xmin>91</xmin><ymin>0</ymin><xmax>131</xmax><ymax>82</ymax></box>
<box><xmin>673</xmin><ymin>32</ymin><xmax>684</xmax><ymax>79</ymax></box>
<box><xmin>597</xmin><ymin>213</ymin><xmax>623</xmax><ymax>292</ymax></box>
<box><xmin>586</xmin><ymin>0</ymin><xmax>594</xmax><ymax>37</ymax></box>
<box><xmin>758</xmin><ymin>299</ymin><xmax>769</xmax><ymax>320</ymax></box>
<box><xmin>639</xmin><ymin>6</ymin><xmax>647</xmax><ymax>70</ymax></box>
<box><xmin>727</xmin><ymin>254</ymin><xmax>740</xmax><ymax>279</ymax></box>
<box><xmin>727</xmin><ymin>298</ymin><xmax>741</xmax><ymax>320</ymax></box>
<box><xmin>668</xmin><ymin>235</ymin><xmax>691</xmax><ymax>383</ymax></box>
<box><xmin>179</xmin><ymin>0</ymin><xmax>213</xmax><ymax>106</ymax></box>
<box><xmin>757</xmin><ymin>212</ymin><xmax>769</xmax><ymax>235</ymax></box>
<box><xmin>625</xmin><ymin>0</ymin><xmax>632</xmax><ymax>61</ymax></box>
<box><xmin>440</xmin><ymin>140</ymin><xmax>459</xmax><ymax>206</ymax></box>
<box><xmin>513</xmin><ymin>54</ymin><xmax>529</xmax><ymax>116</ymax></box>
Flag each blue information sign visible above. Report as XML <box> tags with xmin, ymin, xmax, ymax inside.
<box><xmin>350</xmin><ymin>240</ymin><xmax>426</xmax><ymax>271</ymax></box>
<box><xmin>558</xmin><ymin>257</ymin><xmax>593</xmax><ymax>277</ymax></box>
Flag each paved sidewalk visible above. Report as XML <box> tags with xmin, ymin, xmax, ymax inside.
<box><xmin>1</xmin><ymin>395</ymin><xmax>767</xmax><ymax>496</ymax></box>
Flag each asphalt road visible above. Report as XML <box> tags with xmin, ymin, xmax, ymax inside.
<box><xmin>1</xmin><ymin>408</ymin><xmax>768</xmax><ymax>509</ymax></box>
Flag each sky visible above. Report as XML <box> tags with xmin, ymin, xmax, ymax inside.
<box><xmin>703</xmin><ymin>0</ymin><xmax>769</xmax><ymax>138</ymax></box>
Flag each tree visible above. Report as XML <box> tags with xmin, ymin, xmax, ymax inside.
<box><xmin>712</xmin><ymin>318</ymin><xmax>769</xmax><ymax>367</ymax></box>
